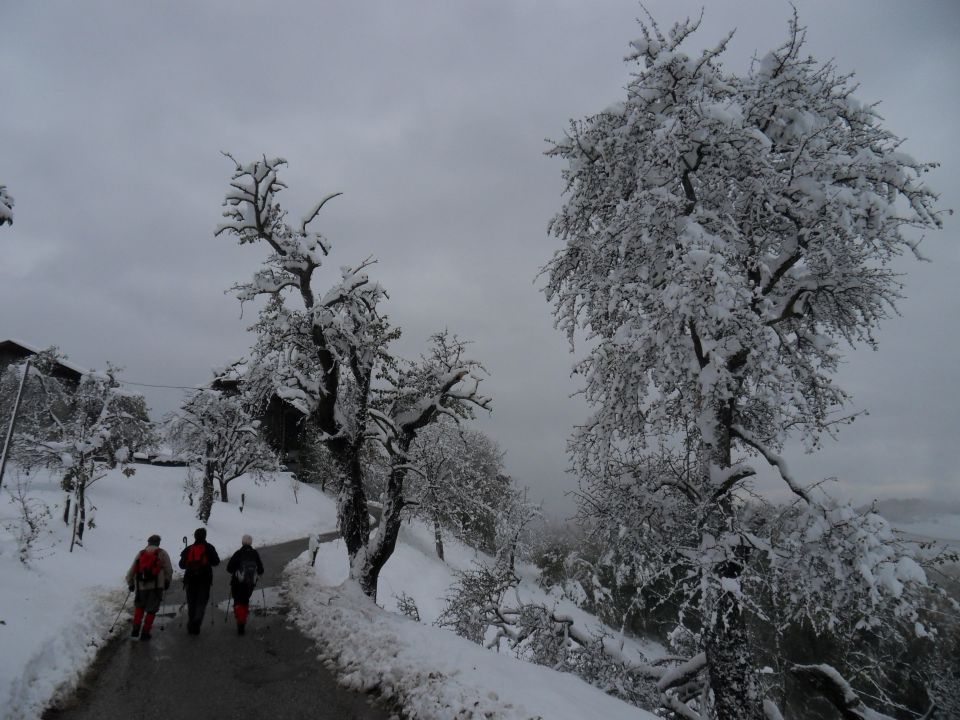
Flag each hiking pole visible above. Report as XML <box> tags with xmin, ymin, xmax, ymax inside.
<box><xmin>177</xmin><ymin>593</ymin><xmax>188</xmax><ymax>628</ymax></box>
<box><xmin>261</xmin><ymin>585</ymin><xmax>269</xmax><ymax>630</ymax></box>
<box><xmin>160</xmin><ymin>583</ymin><xmax>174</xmax><ymax>632</ymax></box>
<box><xmin>108</xmin><ymin>591</ymin><xmax>132</xmax><ymax>634</ymax></box>
<box><xmin>224</xmin><ymin>595</ymin><xmax>232</xmax><ymax>624</ymax></box>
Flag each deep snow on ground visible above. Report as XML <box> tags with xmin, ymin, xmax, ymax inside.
<box><xmin>0</xmin><ymin>464</ymin><xmax>332</xmax><ymax>720</ymax></box>
<box><xmin>287</xmin><ymin>515</ymin><xmax>663</xmax><ymax>719</ymax></box>
<box><xmin>2</xmin><ymin>461</ymin><xmax>662</xmax><ymax>719</ymax></box>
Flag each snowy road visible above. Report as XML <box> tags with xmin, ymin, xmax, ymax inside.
<box><xmin>42</xmin><ymin>538</ymin><xmax>389</xmax><ymax>720</ymax></box>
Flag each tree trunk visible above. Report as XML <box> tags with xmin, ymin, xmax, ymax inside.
<box><xmin>706</xmin><ymin>565</ymin><xmax>764</xmax><ymax>720</ymax></box>
<box><xmin>198</xmin><ymin>441</ymin><xmax>215</xmax><ymax>524</ymax></box>
<box><xmin>357</xmin><ymin>439</ymin><xmax>412</xmax><ymax>600</ymax></box>
<box><xmin>76</xmin><ymin>478</ymin><xmax>86</xmax><ymax>544</ymax></box>
<box><xmin>333</xmin><ymin>441</ymin><xmax>370</xmax><ymax>562</ymax></box>
<box><xmin>62</xmin><ymin>494</ymin><xmax>71</xmax><ymax>525</ymax></box>
<box><xmin>357</xmin><ymin>471</ymin><xmax>404</xmax><ymax>600</ymax></box>
<box><xmin>218</xmin><ymin>478</ymin><xmax>229</xmax><ymax>503</ymax></box>
<box><xmin>704</xmin><ymin>402</ymin><xmax>764</xmax><ymax>720</ymax></box>
<box><xmin>69</xmin><ymin>481</ymin><xmax>80</xmax><ymax>553</ymax></box>
<box><xmin>433</xmin><ymin>516</ymin><xmax>445</xmax><ymax>561</ymax></box>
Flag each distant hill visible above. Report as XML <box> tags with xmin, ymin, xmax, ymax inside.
<box><xmin>864</xmin><ymin>498</ymin><xmax>960</xmax><ymax>523</ymax></box>
<box><xmin>860</xmin><ymin>498</ymin><xmax>960</xmax><ymax>545</ymax></box>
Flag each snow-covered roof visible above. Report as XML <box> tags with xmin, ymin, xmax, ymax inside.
<box><xmin>209</xmin><ymin>358</ymin><xmax>248</xmax><ymax>390</ymax></box>
<box><xmin>0</xmin><ymin>338</ymin><xmax>89</xmax><ymax>377</ymax></box>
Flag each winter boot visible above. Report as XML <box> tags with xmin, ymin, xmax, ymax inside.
<box><xmin>130</xmin><ymin>624</ymin><xmax>141</xmax><ymax>638</ymax></box>
<box><xmin>237</xmin><ymin>623</ymin><xmax>245</xmax><ymax>636</ymax></box>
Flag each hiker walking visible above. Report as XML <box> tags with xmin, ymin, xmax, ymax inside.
<box><xmin>226</xmin><ymin>534</ymin><xmax>264</xmax><ymax>635</ymax></box>
<box><xmin>125</xmin><ymin>534</ymin><xmax>174</xmax><ymax>641</ymax></box>
<box><xmin>179</xmin><ymin>527</ymin><xmax>220</xmax><ymax>635</ymax></box>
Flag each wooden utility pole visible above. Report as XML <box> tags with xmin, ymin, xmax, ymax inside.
<box><xmin>0</xmin><ymin>356</ymin><xmax>31</xmax><ymax>491</ymax></box>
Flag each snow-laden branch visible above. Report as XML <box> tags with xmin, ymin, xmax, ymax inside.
<box><xmin>732</xmin><ymin>424</ymin><xmax>812</xmax><ymax>504</ymax></box>
<box><xmin>392</xmin><ymin>368</ymin><xmax>490</xmax><ymax>435</ymax></box>
<box><xmin>656</xmin><ymin>652</ymin><xmax>708</xmax><ymax>691</ymax></box>
<box><xmin>300</xmin><ymin>192</ymin><xmax>342</xmax><ymax>235</ymax></box>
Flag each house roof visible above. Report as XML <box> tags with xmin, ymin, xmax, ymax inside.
<box><xmin>0</xmin><ymin>338</ymin><xmax>88</xmax><ymax>381</ymax></box>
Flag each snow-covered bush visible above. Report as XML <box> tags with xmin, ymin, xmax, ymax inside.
<box><xmin>3</xmin><ymin>471</ymin><xmax>51</xmax><ymax>564</ymax></box>
<box><xmin>438</xmin><ymin>560</ymin><xmax>663</xmax><ymax>711</ymax></box>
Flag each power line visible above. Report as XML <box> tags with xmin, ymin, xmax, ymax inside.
<box><xmin>114</xmin><ymin>378</ymin><xmax>207</xmax><ymax>391</ymax></box>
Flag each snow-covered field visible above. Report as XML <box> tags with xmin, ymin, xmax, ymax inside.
<box><xmin>0</xmin><ymin>463</ymin><xmax>331</xmax><ymax>720</ymax></box>
<box><xmin>287</xmin><ymin>514</ymin><xmax>662</xmax><ymax>719</ymax></box>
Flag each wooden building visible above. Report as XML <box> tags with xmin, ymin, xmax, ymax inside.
<box><xmin>0</xmin><ymin>339</ymin><xmax>85</xmax><ymax>386</ymax></box>
<box><xmin>210</xmin><ymin>367</ymin><xmax>306</xmax><ymax>464</ymax></box>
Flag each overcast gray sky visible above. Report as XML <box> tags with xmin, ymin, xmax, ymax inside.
<box><xmin>2</xmin><ymin>0</ymin><xmax>957</xmax><ymax>516</ymax></box>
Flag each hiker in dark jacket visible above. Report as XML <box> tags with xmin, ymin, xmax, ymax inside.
<box><xmin>226</xmin><ymin>534</ymin><xmax>264</xmax><ymax>635</ymax></box>
<box><xmin>178</xmin><ymin>527</ymin><xmax>220</xmax><ymax>635</ymax></box>
<box><xmin>125</xmin><ymin>534</ymin><xmax>174</xmax><ymax>641</ymax></box>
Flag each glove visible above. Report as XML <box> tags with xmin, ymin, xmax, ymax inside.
<box><xmin>128</xmin><ymin>583</ymin><xmax>135</xmax><ymax>592</ymax></box>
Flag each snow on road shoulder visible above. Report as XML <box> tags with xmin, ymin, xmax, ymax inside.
<box><xmin>0</xmin><ymin>465</ymin><xmax>331</xmax><ymax>720</ymax></box>
<box><xmin>287</xmin><ymin>517</ymin><xmax>662</xmax><ymax>719</ymax></box>
<box><xmin>285</xmin><ymin>551</ymin><xmax>658</xmax><ymax>720</ymax></box>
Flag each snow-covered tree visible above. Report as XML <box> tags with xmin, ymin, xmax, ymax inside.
<box><xmin>493</xmin><ymin>486</ymin><xmax>541</xmax><ymax>572</ymax></box>
<box><xmin>166</xmin><ymin>387</ymin><xmax>278</xmax><ymax>522</ymax></box>
<box><xmin>0</xmin><ymin>185</ymin><xmax>13</xmax><ymax>226</ymax></box>
<box><xmin>20</xmin><ymin>362</ymin><xmax>151</xmax><ymax>551</ymax></box>
<box><xmin>543</xmin><ymin>13</ymin><xmax>946</xmax><ymax>720</ymax></box>
<box><xmin>405</xmin><ymin>417</ymin><xmax>506</xmax><ymax>559</ymax></box>
<box><xmin>365</xmin><ymin>330</ymin><xmax>491</xmax><ymax>593</ymax></box>
<box><xmin>1</xmin><ymin>353</ymin><xmax>69</xmax><ymax>470</ymax></box>
<box><xmin>216</xmin><ymin>156</ymin><xmax>489</xmax><ymax>598</ymax></box>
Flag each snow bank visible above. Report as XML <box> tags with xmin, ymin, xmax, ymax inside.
<box><xmin>0</xmin><ymin>464</ymin><xmax>332</xmax><ymax>720</ymax></box>
<box><xmin>287</xmin><ymin>515</ymin><xmax>662</xmax><ymax>719</ymax></box>
<box><xmin>287</xmin><ymin>553</ymin><xmax>658</xmax><ymax>720</ymax></box>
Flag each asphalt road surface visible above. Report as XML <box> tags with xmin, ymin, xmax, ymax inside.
<box><xmin>44</xmin><ymin>537</ymin><xmax>390</xmax><ymax>720</ymax></box>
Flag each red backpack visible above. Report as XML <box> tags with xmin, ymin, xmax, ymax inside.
<box><xmin>136</xmin><ymin>549</ymin><xmax>162</xmax><ymax>583</ymax></box>
<box><xmin>184</xmin><ymin>543</ymin><xmax>208</xmax><ymax>573</ymax></box>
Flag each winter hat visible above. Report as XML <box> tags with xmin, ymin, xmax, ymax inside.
<box><xmin>194</xmin><ymin>527</ymin><xmax>207</xmax><ymax>542</ymax></box>
<box><xmin>241</xmin><ymin>534</ymin><xmax>252</xmax><ymax>546</ymax></box>
<box><xmin>148</xmin><ymin>534</ymin><xmax>161</xmax><ymax>546</ymax></box>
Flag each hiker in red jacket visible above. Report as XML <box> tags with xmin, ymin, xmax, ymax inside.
<box><xmin>225</xmin><ymin>534</ymin><xmax>264</xmax><ymax>635</ymax></box>
<box><xmin>178</xmin><ymin>527</ymin><xmax>220</xmax><ymax>635</ymax></box>
<box><xmin>125</xmin><ymin>534</ymin><xmax>174</xmax><ymax>641</ymax></box>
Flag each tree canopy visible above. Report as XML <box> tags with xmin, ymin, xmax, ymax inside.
<box><xmin>544</xmin><ymin>12</ymin><xmax>946</xmax><ymax>719</ymax></box>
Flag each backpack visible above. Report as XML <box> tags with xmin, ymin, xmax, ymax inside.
<box><xmin>234</xmin><ymin>558</ymin><xmax>258</xmax><ymax>588</ymax></box>
<box><xmin>184</xmin><ymin>544</ymin><xmax>208</xmax><ymax>573</ymax></box>
<box><xmin>136</xmin><ymin>549</ymin><xmax>162</xmax><ymax>583</ymax></box>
